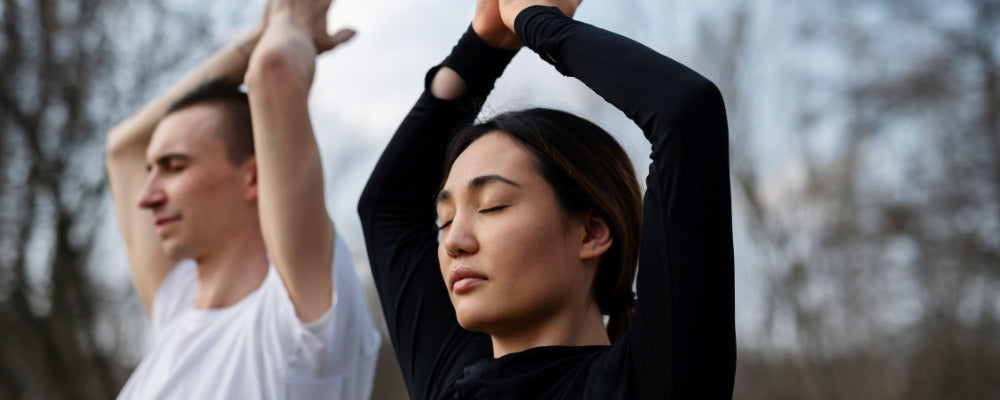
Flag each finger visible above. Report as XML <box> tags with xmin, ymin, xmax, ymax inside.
<box><xmin>317</xmin><ymin>28</ymin><xmax>356</xmax><ymax>53</ymax></box>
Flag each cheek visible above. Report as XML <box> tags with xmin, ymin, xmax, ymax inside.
<box><xmin>437</xmin><ymin>243</ymin><xmax>448</xmax><ymax>278</ymax></box>
<box><xmin>171</xmin><ymin>170</ymin><xmax>241</xmax><ymax>216</ymax></box>
<box><xmin>486</xmin><ymin>208</ymin><xmax>575</xmax><ymax>280</ymax></box>
<box><xmin>487</xmin><ymin>221</ymin><xmax>546</xmax><ymax>258</ymax></box>
<box><xmin>204</xmin><ymin>166</ymin><xmax>244</xmax><ymax>195</ymax></box>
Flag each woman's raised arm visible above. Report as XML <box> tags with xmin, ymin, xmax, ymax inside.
<box><xmin>508</xmin><ymin>4</ymin><xmax>737</xmax><ymax>398</ymax></box>
<box><xmin>357</xmin><ymin>13</ymin><xmax>519</xmax><ymax>398</ymax></box>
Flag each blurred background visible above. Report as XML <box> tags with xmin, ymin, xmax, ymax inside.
<box><xmin>1</xmin><ymin>0</ymin><xmax>997</xmax><ymax>398</ymax></box>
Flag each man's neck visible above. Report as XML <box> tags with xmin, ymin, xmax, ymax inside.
<box><xmin>192</xmin><ymin>230</ymin><xmax>269</xmax><ymax>310</ymax></box>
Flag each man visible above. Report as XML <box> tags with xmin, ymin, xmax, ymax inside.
<box><xmin>105</xmin><ymin>0</ymin><xmax>379</xmax><ymax>398</ymax></box>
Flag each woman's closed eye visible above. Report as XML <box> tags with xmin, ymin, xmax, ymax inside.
<box><xmin>437</xmin><ymin>205</ymin><xmax>507</xmax><ymax>230</ymax></box>
<box><xmin>478</xmin><ymin>205</ymin><xmax>509</xmax><ymax>214</ymax></box>
<box><xmin>436</xmin><ymin>220</ymin><xmax>452</xmax><ymax>231</ymax></box>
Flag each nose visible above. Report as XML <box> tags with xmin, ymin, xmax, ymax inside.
<box><xmin>441</xmin><ymin>213</ymin><xmax>478</xmax><ymax>257</ymax></box>
<box><xmin>136</xmin><ymin>174</ymin><xmax>166</xmax><ymax>210</ymax></box>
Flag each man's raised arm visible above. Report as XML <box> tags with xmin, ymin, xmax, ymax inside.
<box><xmin>244</xmin><ymin>0</ymin><xmax>354</xmax><ymax>322</ymax></box>
<box><xmin>106</xmin><ymin>28</ymin><xmax>263</xmax><ymax>315</ymax></box>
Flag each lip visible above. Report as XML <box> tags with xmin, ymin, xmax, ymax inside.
<box><xmin>153</xmin><ymin>215</ymin><xmax>181</xmax><ymax>234</ymax></box>
<box><xmin>447</xmin><ymin>266</ymin><xmax>488</xmax><ymax>294</ymax></box>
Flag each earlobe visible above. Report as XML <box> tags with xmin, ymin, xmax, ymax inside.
<box><xmin>580</xmin><ymin>212</ymin><xmax>613</xmax><ymax>260</ymax></box>
<box><xmin>243</xmin><ymin>157</ymin><xmax>258</xmax><ymax>201</ymax></box>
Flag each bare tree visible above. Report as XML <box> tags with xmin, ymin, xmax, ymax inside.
<box><xmin>0</xmin><ymin>1</ymin><xmax>245</xmax><ymax>398</ymax></box>
<box><xmin>705</xmin><ymin>0</ymin><xmax>1000</xmax><ymax>398</ymax></box>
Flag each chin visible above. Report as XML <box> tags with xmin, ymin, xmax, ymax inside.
<box><xmin>162</xmin><ymin>240</ymin><xmax>192</xmax><ymax>262</ymax></box>
<box><xmin>455</xmin><ymin>316</ymin><xmax>495</xmax><ymax>335</ymax></box>
<box><xmin>452</xmin><ymin>299</ymin><xmax>491</xmax><ymax>333</ymax></box>
<box><xmin>453</xmin><ymin>298</ymin><xmax>516</xmax><ymax>335</ymax></box>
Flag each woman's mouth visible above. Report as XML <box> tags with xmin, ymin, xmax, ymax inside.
<box><xmin>448</xmin><ymin>267</ymin><xmax>488</xmax><ymax>294</ymax></box>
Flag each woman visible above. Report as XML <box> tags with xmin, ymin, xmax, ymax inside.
<box><xmin>358</xmin><ymin>1</ymin><xmax>735</xmax><ymax>398</ymax></box>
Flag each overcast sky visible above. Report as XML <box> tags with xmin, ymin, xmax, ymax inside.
<box><xmin>305</xmin><ymin>0</ymin><xmax>781</xmax><ymax>346</ymax></box>
<box><xmin>97</xmin><ymin>0</ymin><xmax>806</xmax><ymax>355</ymax></box>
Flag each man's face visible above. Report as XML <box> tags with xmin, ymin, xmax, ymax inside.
<box><xmin>137</xmin><ymin>105</ymin><xmax>256</xmax><ymax>261</ymax></box>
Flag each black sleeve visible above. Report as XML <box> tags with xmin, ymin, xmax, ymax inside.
<box><xmin>357</xmin><ymin>26</ymin><xmax>518</xmax><ymax>400</ymax></box>
<box><xmin>515</xmin><ymin>7</ymin><xmax>736</xmax><ymax>398</ymax></box>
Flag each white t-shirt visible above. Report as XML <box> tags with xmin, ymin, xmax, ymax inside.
<box><xmin>118</xmin><ymin>235</ymin><xmax>380</xmax><ymax>400</ymax></box>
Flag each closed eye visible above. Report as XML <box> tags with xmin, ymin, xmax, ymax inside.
<box><xmin>479</xmin><ymin>205</ymin><xmax>508</xmax><ymax>214</ymax></box>
<box><xmin>153</xmin><ymin>154</ymin><xmax>192</xmax><ymax>174</ymax></box>
<box><xmin>166</xmin><ymin>163</ymin><xmax>186</xmax><ymax>172</ymax></box>
<box><xmin>437</xmin><ymin>205</ymin><xmax>508</xmax><ymax>231</ymax></box>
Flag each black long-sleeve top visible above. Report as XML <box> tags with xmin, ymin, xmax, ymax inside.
<box><xmin>358</xmin><ymin>6</ymin><xmax>735</xmax><ymax>399</ymax></box>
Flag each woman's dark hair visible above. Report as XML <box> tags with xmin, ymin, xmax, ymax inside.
<box><xmin>442</xmin><ymin>108</ymin><xmax>642</xmax><ymax>343</ymax></box>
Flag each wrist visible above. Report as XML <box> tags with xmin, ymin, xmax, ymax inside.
<box><xmin>471</xmin><ymin>20</ymin><xmax>522</xmax><ymax>50</ymax></box>
<box><xmin>248</xmin><ymin>24</ymin><xmax>317</xmax><ymax>85</ymax></box>
<box><xmin>503</xmin><ymin>2</ymin><xmax>574</xmax><ymax>29</ymax></box>
<box><xmin>500</xmin><ymin>0</ymin><xmax>552</xmax><ymax>29</ymax></box>
<box><xmin>435</xmin><ymin>25</ymin><xmax>519</xmax><ymax>97</ymax></box>
<box><xmin>235</xmin><ymin>26</ymin><xmax>264</xmax><ymax>61</ymax></box>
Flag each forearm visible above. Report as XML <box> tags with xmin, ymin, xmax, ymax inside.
<box><xmin>107</xmin><ymin>28</ymin><xmax>260</xmax><ymax>212</ymax></box>
<box><xmin>245</xmin><ymin>18</ymin><xmax>335</xmax><ymax>322</ymax></box>
<box><xmin>513</xmin><ymin>5</ymin><xmax>735</xmax><ymax>396</ymax></box>
<box><xmin>360</xmin><ymin>25</ymin><xmax>518</xmax><ymax>283</ymax></box>
<box><xmin>106</xmin><ymin>28</ymin><xmax>260</xmax><ymax>159</ymax></box>
<box><xmin>358</xmin><ymin>25</ymin><xmax>517</xmax><ymax>398</ymax></box>
<box><xmin>513</xmin><ymin>6</ymin><xmax>718</xmax><ymax>137</ymax></box>
<box><xmin>105</xmin><ymin>28</ymin><xmax>262</xmax><ymax>315</ymax></box>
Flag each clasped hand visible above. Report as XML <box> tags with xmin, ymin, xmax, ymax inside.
<box><xmin>263</xmin><ymin>0</ymin><xmax>354</xmax><ymax>54</ymax></box>
<box><xmin>474</xmin><ymin>0</ymin><xmax>582</xmax><ymax>49</ymax></box>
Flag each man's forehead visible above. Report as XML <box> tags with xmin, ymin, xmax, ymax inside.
<box><xmin>147</xmin><ymin>107</ymin><xmax>225</xmax><ymax>159</ymax></box>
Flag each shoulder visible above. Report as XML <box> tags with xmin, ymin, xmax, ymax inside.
<box><xmin>258</xmin><ymin>232</ymin><xmax>378</xmax><ymax>349</ymax></box>
<box><xmin>260</xmin><ymin>234</ymin><xmax>381</xmax><ymax>396</ymax></box>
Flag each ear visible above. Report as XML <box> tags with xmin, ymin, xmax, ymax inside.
<box><xmin>241</xmin><ymin>156</ymin><xmax>258</xmax><ymax>201</ymax></box>
<box><xmin>579</xmin><ymin>211</ymin><xmax>613</xmax><ymax>261</ymax></box>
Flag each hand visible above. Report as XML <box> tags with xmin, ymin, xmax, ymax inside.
<box><xmin>246</xmin><ymin>0</ymin><xmax>354</xmax><ymax>89</ymax></box>
<box><xmin>498</xmin><ymin>0</ymin><xmax>581</xmax><ymax>31</ymax></box>
<box><xmin>473</xmin><ymin>0</ymin><xmax>521</xmax><ymax>50</ymax></box>
<box><xmin>264</xmin><ymin>0</ymin><xmax>353</xmax><ymax>53</ymax></box>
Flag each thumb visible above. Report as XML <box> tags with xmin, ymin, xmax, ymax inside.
<box><xmin>317</xmin><ymin>28</ymin><xmax>356</xmax><ymax>53</ymax></box>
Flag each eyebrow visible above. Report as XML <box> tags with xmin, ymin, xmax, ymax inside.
<box><xmin>435</xmin><ymin>174</ymin><xmax>521</xmax><ymax>204</ymax></box>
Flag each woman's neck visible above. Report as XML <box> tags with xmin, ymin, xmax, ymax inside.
<box><xmin>490</xmin><ymin>302</ymin><xmax>610</xmax><ymax>358</ymax></box>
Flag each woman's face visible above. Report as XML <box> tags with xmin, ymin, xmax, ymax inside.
<box><xmin>436</xmin><ymin>132</ymin><xmax>598</xmax><ymax>335</ymax></box>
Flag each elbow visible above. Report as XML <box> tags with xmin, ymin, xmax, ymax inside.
<box><xmin>357</xmin><ymin>179</ymin><xmax>378</xmax><ymax>227</ymax></box>
<box><xmin>105</xmin><ymin>125</ymin><xmax>134</xmax><ymax>161</ymax></box>
<box><xmin>645</xmin><ymin>73</ymin><xmax>728</xmax><ymax>138</ymax></box>
<box><xmin>105</xmin><ymin>131</ymin><xmax>122</xmax><ymax>160</ymax></box>
<box><xmin>669</xmin><ymin>76</ymin><xmax>728</xmax><ymax>137</ymax></box>
<box><xmin>684</xmin><ymin>77</ymin><xmax>726</xmax><ymax>117</ymax></box>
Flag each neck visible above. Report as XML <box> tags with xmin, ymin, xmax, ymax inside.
<box><xmin>490</xmin><ymin>301</ymin><xmax>610</xmax><ymax>358</ymax></box>
<box><xmin>192</xmin><ymin>226</ymin><xmax>268</xmax><ymax>309</ymax></box>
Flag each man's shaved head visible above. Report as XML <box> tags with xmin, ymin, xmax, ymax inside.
<box><xmin>165</xmin><ymin>80</ymin><xmax>254</xmax><ymax>165</ymax></box>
